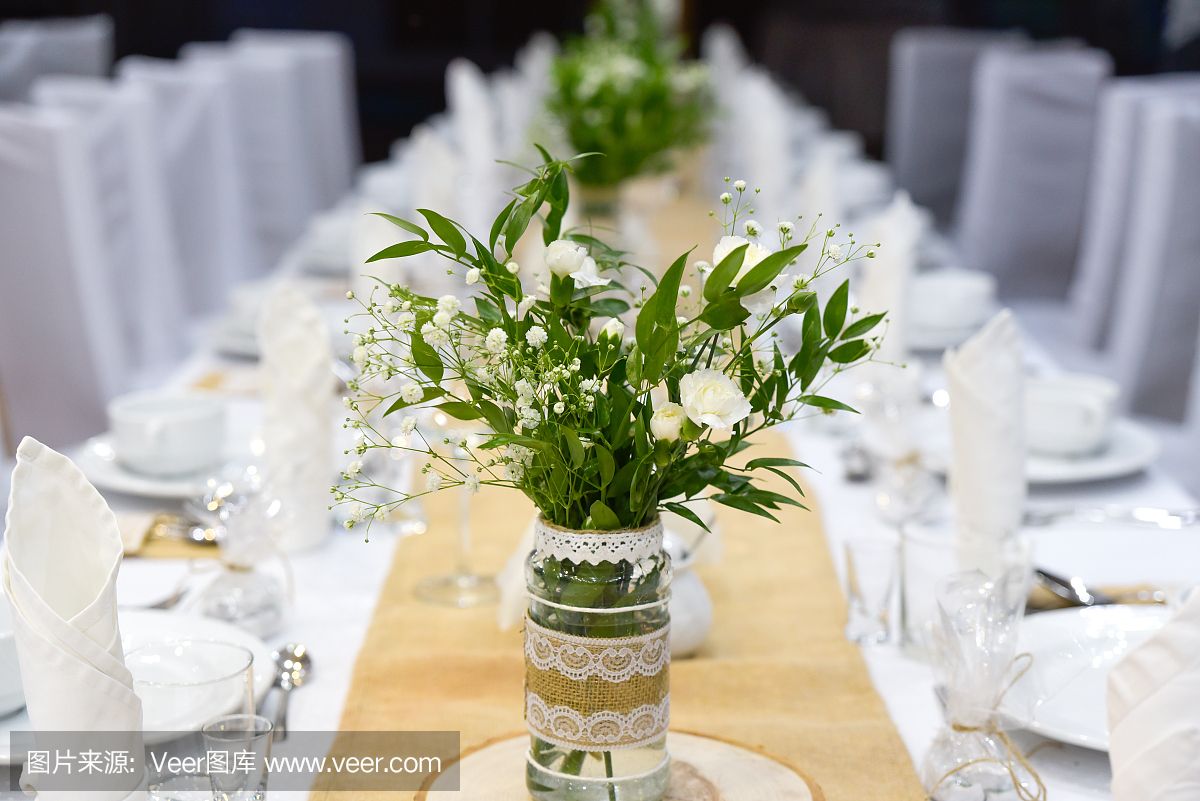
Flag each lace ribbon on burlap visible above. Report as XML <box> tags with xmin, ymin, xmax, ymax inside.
<box><xmin>523</xmin><ymin>615</ymin><xmax>670</xmax><ymax>750</ymax></box>
<box><xmin>533</xmin><ymin>517</ymin><xmax>664</xmax><ymax>565</ymax></box>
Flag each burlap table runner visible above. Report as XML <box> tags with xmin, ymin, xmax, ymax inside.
<box><xmin>311</xmin><ymin>430</ymin><xmax>925</xmax><ymax>800</ymax></box>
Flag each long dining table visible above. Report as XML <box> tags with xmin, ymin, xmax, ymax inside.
<box><xmin>8</xmin><ymin>139</ymin><xmax>1182</xmax><ymax>800</ymax></box>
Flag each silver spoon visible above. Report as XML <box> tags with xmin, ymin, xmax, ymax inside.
<box><xmin>270</xmin><ymin>643</ymin><xmax>311</xmax><ymax>740</ymax></box>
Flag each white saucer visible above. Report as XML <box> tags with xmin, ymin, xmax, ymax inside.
<box><xmin>918</xmin><ymin>414</ymin><xmax>1160</xmax><ymax>485</ymax></box>
<box><xmin>1026</xmin><ymin>419</ymin><xmax>1161</xmax><ymax>485</ymax></box>
<box><xmin>71</xmin><ymin>435</ymin><xmax>227</xmax><ymax>500</ymax></box>
<box><xmin>999</xmin><ymin>605</ymin><xmax>1170</xmax><ymax>751</ymax></box>
<box><xmin>0</xmin><ymin>610</ymin><xmax>274</xmax><ymax>765</ymax></box>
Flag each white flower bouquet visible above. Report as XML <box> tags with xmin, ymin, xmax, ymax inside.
<box><xmin>336</xmin><ymin>151</ymin><xmax>883</xmax><ymax>534</ymax></box>
<box><xmin>336</xmin><ymin>150</ymin><xmax>883</xmax><ymax>799</ymax></box>
<box><xmin>547</xmin><ymin>1</ymin><xmax>712</xmax><ymax>188</ymax></box>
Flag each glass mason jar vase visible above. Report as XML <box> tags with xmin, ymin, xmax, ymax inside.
<box><xmin>524</xmin><ymin>516</ymin><xmax>672</xmax><ymax>801</ymax></box>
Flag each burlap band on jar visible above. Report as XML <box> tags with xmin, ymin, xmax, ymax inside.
<box><xmin>524</xmin><ymin>615</ymin><xmax>670</xmax><ymax>751</ymax></box>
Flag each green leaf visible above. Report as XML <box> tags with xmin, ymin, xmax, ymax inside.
<box><xmin>823</xmin><ymin>280</ymin><xmax>849</xmax><ymax>338</ymax></box>
<box><xmin>589</xmin><ymin>500</ymin><xmax>621</xmax><ymax>530</ymax></box>
<box><xmin>409</xmin><ymin>335</ymin><xmax>444</xmax><ymax>383</ymax></box>
<box><xmin>476</xmin><ymin>399</ymin><xmax>509</xmax><ymax>433</ymax></box>
<box><xmin>699</xmin><ymin>294</ymin><xmax>750</xmax><ymax>330</ymax></box>
<box><xmin>744</xmin><ymin>457</ymin><xmax>810</xmax><ymax>470</ymax></box>
<box><xmin>829</xmin><ymin>340</ymin><xmax>871</xmax><ymax>364</ymax></box>
<box><xmin>383</xmin><ymin>386</ymin><xmax>444</xmax><ymax>416</ymax></box>
<box><xmin>437</xmin><ymin>401</ymin><xmax>483</xmax><ymax>421</ymax></box>
<box><xmin>562</xmin><ymin>428</ymin><xmax>584</xmax><ymax>467</ymax></box>
<box><xmin>762</xmin><ymin>466</ymin><xmax>806</xmax><ymax>496</ymax></box>
<box><xmin>489</xmin><ymin>198</ymin><xmax>516</xmax><ymax>252</ymax></box>
<box><xmin>703</xmin><ymin>243</ymin><xmax>748</xmax><ymax>302</ymax></box>
<box><xmin>843</xmin><ymin>312</ymin><xmax>886</xmax><ymax>340</ymax></box>
<box><xmin>663</xmin><ymin>502</ymin><xmax>710</xmax><ymax>533</ymax></box>
<box><xmin>595</xmin><ymin>445</ymin><xmax>615</xmax><ymax>488</ymax></box>
<box><xmin>654</xmin><ymin>250</ymin><xmax>691</xmax><ymax>327</ymax></box>
<box><xmin>711</xmin><ymin>493</ymin><xmax>780</xmax><ymax>522</ymax></box>
<box><xmin>502</xmin><ymin>194</ymin><xmax>539</xmax><ymax>253</ymax></box>
<box><xmin>366</xmin><ymin>240</ymin><xmax>438</xmax><ymax>262</ymax></box>
<box><xmin>735</xmin><ymin>244</ymin><xmax>807</xmax><ymax>296</ymax></box>
<box><xmin>588</xmin><ymin>298</ymin><xmax>629</xmax><ymax>318</ymax></box>
<box><xmin>798</xmin><ymin>394</ymin><xmax>858</xmax><ymax>414</ymax></box>
<box><xmin>370</xmin><ymin>213</ymin><xmax>428</xmax><ymax>240</ymax></box>
<box><xmin>417</xmin><ymin>208</ymin><xmax>466</xmax><ymax>257</ymax></box>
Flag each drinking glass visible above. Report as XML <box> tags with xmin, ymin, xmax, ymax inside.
<box><xmin>843</xmin><ymin>537</ymin><xmax>899</xmax><ymax>645</ymax></box>
<box><xmin>414</xmin><ymin>410</ymin><xmax>499</xmax><ymax>608</ymax></box>
<box><xmin>202</xmin><ymin>714</ymin><xmax>274</xmax><ymax>801</ymax></box>
<box><xmin>127</xmin><ymin>640</ymin><xmax>255</xmax><ymax>733</ymax></box>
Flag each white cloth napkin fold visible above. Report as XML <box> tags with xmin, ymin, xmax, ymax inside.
<box><xmin>258</xmin><ymin>282</ymin><xmax>335</xmax><ymax>552</ymax></box>
<box><xmin>1108</xmin><ymin>591</ymin><xmax>1200</xmax><ymax>801</ymax></box>
<box><xmin>943</xmin><ymin>310</ymin><xmax>1026</xmax><ymax>571</ymax></box>
<box><xmin>858</xmin><ymin>190</ymin><xmax>924</xmax><ymax>361</ymax></box>
<box><xmin>2</xmin><ymin>437</ymin><xmax>142</xmax><ymax>800</ymax></box>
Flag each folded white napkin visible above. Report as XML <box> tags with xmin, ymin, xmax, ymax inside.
<box><xmin>858</xmin><ymin>190</ymin><xmax>924</xmax><ymax>361</ymax></box>
<box><xmin>258</xmin><ymin>283</ymin><xmax>335</xmax><ymax>552</ymax></box>
<box><xmin>2</xmin><ymin>437</ymin><xmax>142</xmax><ymax>799</ymax></box>
<box><xmin>1108</xmin><ymin>591</ymin><xmax>1200</xmax><ymax>801</ymax></box>
<box><xmin>943</xmin><ymin>310</ymin><xmax>1026</xmax><ymax>572</ymax></box>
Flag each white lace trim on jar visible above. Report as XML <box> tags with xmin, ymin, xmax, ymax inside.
<box><xmin>525</xmin><ymin>617</ymin><xmax>670</xmax><ymax>682</ymax></box>
<box><xmin>526</xmin><ymin>692</ymin><xmax>670</xmax><ymax>751</ymax></box>
<box><xmin>533</xmin><ymin>517</ymin><xmax>663</xmax><ymax>565</ymax></box>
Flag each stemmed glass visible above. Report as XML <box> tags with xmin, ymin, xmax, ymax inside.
<box><xmin>413</xmin><ymin>410</ymin><xmax>500</xmax><ymax>607</ymax></box>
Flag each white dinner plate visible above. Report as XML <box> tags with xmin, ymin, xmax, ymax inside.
<box><xmin>999</xmin><ymin>605</ymin><xmax>1170</xmax><ymax>751</ymax></box>
<box><xmin>71</xmin><ymin>435</ymin><xmax>230</xmax><ymax>500</ymax></box>
<box><xmin>0</xmin><ymin>610</ymin><xmax>275</xmax><ymax>765</ymax></box>
<box><xmin>919</xmin><ymin>414</ymin><xmax>1160</xmax><ymax>485</ymax></box>
<box><xmin>1025</xmin><ymin>419</ymin><xmax>1161</xmax><ymax>485</ymax></box>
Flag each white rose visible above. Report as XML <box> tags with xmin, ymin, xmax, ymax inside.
<box><xmin>712</xmin><ymin>235</ymin><xmax>773</xmax><ymax>282</ymax></box>
<box><xmin>545</xmin><ymin>239</ymin><xmax>588</xmax><ymax>277</ymax></box>
<box><xmin>570</xmin><ymin>256</ymin><xmax>610</xmax><ymax>288</ymax></box>
<box><xmin>650</xmin><ymin>402</ymin><xmax>686</xmax><ymax>441</ymax></box>
<box><xmin>600</xmin><ymin>318</ymin><xmax>625</xmax><ymax>340</ymax></box>
<box><xmin>465</xmin><ymin>267</ymin><xmax>481</xmax><ymax>285</ymax></box>
<box><xmin>679</xmin><ymin>369</ymin><xmax>752</xmax><ymax>430</ymax></box>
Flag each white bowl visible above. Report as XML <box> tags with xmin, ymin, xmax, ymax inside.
<box><xmin>107</xmin><ymin>392</ymin><xmax>227</xmax><ymax>477</ymax></box>
<box><xmin>0</xmin><ymin>595</ymin><xmax>25</xmax><ymax>717</ymax></box>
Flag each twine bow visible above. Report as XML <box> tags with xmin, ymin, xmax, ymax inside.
<box><xmin>929</xmin><ymin>652</ymin><xmax>1047</xmax><ymax>801</ymax></box>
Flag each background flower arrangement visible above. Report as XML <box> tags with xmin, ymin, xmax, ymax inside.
<box><xmin>546</xmin><ymin>0</ymin><xmax>713</xmax><ymax>188</ymax></box>
<box><xmin>334</xmin><ymin>151</ymin><xmax>886</xmax><ymax>534</ymax></box>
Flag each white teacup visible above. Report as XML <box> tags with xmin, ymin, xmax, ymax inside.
<box><xmin>0</xmin><ymin>594</ymin><xmax>25</xmax><ymax>717</ymax></box>
<box><xmin>1025</xmin><ymin>374</ymin><xmax>1119</xmax><ymax>457</ymax></box>
<box><xmin>108</xmin><ymin>392</ymin><xmax>227</xmax><ymax>476</ymax></box>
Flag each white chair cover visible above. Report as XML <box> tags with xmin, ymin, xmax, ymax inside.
<box><xmin>179</xmin><ymin>42</ymin><xmax>323</xmax><ymax>270</ymax></box>
<box><xmin>0</xmin><ymin>106</ymin><xmax>123</xmax><ymax>447</ymax></box>
<box><xmin>886</xmin><ymin>27</ymin><xmax>1026</xmax><ymax>225</ymax></box>
<box><xmin>445</xmin><ymin>58</ymin><xmax>504</xmax><ymax>235</ymax></box>
<box><xmin>1069</xmin><ymin>75</ymin><xmax>1200</xmax><ymax>350</ymax></box>
<box><xmin>117</xmin><ymin>56</ymin><xmax>260</xmax><ymax>315</ymax></box>
<box><xmin>1108</xmin><ymin>99</ymin><xmax>1200</xmax><ymax>422</ymax></box>
<box><xmin>232</xmin><ymin>29</ymin><xmax>360</xmax><ymax>208</ymax></box>
<box><xmin>955</xmin><ymin>46</ymin><xmax>1111</xmax><ymax>299</ymax></box>
<box><xmin>0</xmin><ymin>15</ymin><xmax>112</xmax><ymax>101</ymax></box>
<box><xmin>31</xmin><ymin>76</ymin><xmax>189</xmax><ymax>379</ymax></box>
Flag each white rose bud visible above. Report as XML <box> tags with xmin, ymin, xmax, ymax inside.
<box><xmin>679</xmin><ymin>368</ymin><xmax>752</xmax><ymax>431</ymax></box>
<box><xmin>506</xmin><ymin>260</ymin><xmax>520</xmax><ymax>274</ymax></box>
<box><xmin>544</xmin><ymin>239</ymin><xmax>588</xmax><ymax>278</ymax></box>
<box><xmin>650</xmin><ymin>402</ymin><xmax>686</xmax><ymax>441</ymax></box>
<box><xmin>600</xmin><ymin>318</ymin><xmax>625</xmax><ymax>341</ymax></box>
<box><xmin>465</xmin><ymin>267</ymin><xmax>481</xmax><ymax>285</ymax></box>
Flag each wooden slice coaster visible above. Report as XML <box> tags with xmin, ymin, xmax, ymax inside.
<box><xmin>416</xmin><ymin>731</ymin><xmax>824</xmax><ymax>800</ymax></box>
